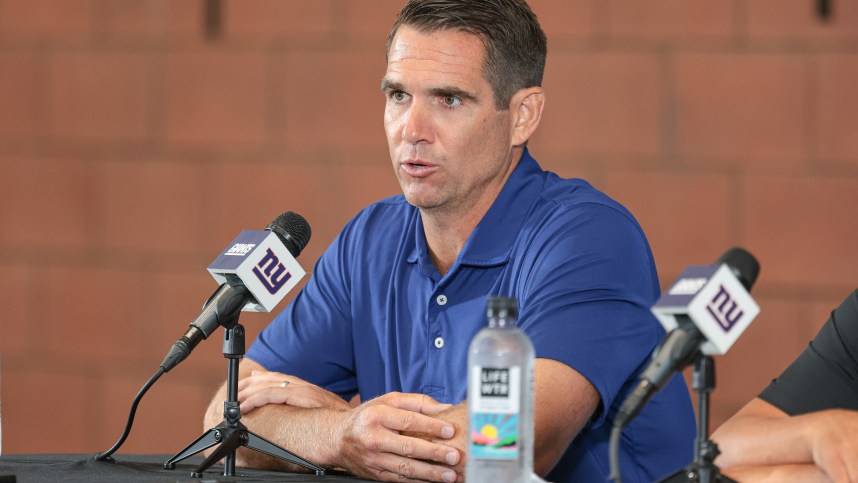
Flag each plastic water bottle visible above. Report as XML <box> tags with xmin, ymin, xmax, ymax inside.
<box><xmin>466</xmin><ymin>296</ymin><xmax>535</xmax><ymax>483</ymax></box>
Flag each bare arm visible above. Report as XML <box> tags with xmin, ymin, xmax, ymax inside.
<box><xmin>712</xmin><ymin>397</ymin><xmax>858</xmax><ymax>482</ymax></box>
<box><xmin>403</xmin><ymin>358</ymin><xmax>600</xmax><ymax>479</ymax></box>
<box><xmin>724</xmin><ymin>464</ymin><xmax>832</xmax><ymax>483</ymax></box>
<box><xmin>204</xmin><ymin>358</ymin><xmax>461</xmax><ymax>483</ymax></box>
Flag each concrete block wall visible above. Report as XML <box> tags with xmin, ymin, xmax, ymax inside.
<box><xmin>0</xmin><ymin>0</ymin><xmax>856</xmax><ymax>455</ymax></box>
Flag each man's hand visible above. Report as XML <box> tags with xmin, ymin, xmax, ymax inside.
<box><xmin>803</xmin><ymin>409</ymin><xmax>858</xmax><ymax>482</ymax></box>
<box><xmin>333</xmin><ymin>392</ymin><xmax>461</xmax><ymax>483</ymax></box>
<box><xmin>237</xmin><ymin>369</ymin><xmax>350</xmax><ymax>413</ymax></box>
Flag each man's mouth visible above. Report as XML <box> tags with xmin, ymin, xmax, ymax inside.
<box><xmin>400</xmin><ymin>160</ymin><xmax>437</xmax><ymax>177</ymax></box>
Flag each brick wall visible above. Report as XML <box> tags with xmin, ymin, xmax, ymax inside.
<box><xmin>0</xmin><ymin>0</ymin><xmax>855</xmax><ymax>457</ymax></box>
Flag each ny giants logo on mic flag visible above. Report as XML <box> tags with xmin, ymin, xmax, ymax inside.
<box><xmin>705</xmin><ymin>285</ymin><xmax>744</xmax><ymax>331</ymax></box>
<box><xmin>251</xmin><ymin>248</ymin><xmax>292</xmax><ymax>294</ymax></box>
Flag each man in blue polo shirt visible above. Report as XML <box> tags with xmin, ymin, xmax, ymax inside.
<box><xmin>204</xmin><ymin>1</ymin><xmax>695</xmax><ymax>481</ymax></box>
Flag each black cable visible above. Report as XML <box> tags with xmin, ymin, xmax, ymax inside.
<box><xmin>608</xmin><ymin>422</ymin><xmax>623</xmax><ymax>483</ymax></box>
<box><xmin>94</xmin><ymin>367</ymin><xmax>166</xmax><ymax>462</ymax></box>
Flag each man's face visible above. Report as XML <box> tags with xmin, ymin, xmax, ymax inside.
<box><xmin>382</xmin><ymin>26</ymin><xmax>516</xmax><ymax>215</ymax></box>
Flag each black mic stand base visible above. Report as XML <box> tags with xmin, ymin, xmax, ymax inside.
<box><xmin>164</xmin><ymin>419</ymin><xmax>325</xmax><ymax>477</ymax></box>
<box><xmin>164</xmin><ymin>324</ymin><xmax>325</xmax><ymax>477</ymax></box>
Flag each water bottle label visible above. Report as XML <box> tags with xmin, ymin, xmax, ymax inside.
<box><xmin>470</xmin><ymin>412</ymin><xmax>519</xmax><ymax>460</ymax></box>
<box><xmin>469</xmin><ymin>366</ymin><xmax>521</xmax><ymax>460</ymax></box>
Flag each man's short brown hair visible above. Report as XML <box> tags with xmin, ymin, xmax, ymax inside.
<box><xmin>388</xmin><ymin>0</ymin><xmax>547</xmax><ymax>110</ymax></box>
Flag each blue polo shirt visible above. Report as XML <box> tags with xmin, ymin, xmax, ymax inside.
<box><xmin>247</xmin><ymin>149</ymin><xmax>695</xmax><ymax>482</ymax></box>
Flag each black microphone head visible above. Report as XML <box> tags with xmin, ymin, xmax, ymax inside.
<box><xmin>266</xmin><ymin>211</ymin><xmax>311</xmax><ymax>257</ymax></box>
<box><xmin>715</xmin><ymin>247</ymin><xmax>760</xmax><ymax>292</ymax></box>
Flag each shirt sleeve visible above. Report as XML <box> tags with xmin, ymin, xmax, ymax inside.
<box><xmin>514</xmin><ymin>202</ymin><xmax>666</xmax><ymax>429</ymax></box>
<box><xmin>245</xmin><ymin>216</ymin><xmax>360</xmax><ymax>400</ymax></box>
<box><xmin>759</xmin><ymin>289</ymin><xmax>858</xmax><ymax>415</ymax></box>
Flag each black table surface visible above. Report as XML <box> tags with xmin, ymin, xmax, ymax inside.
<box><xmin>0</xmin><ymin>454</ymin><xmax>375</xmax><ymax>483</ymax></box>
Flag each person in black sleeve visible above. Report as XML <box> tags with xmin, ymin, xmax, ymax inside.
<box><xmin>712</xmin><ymin>289</ymin><xmax>858</xmax><ymax>482</ymax></box>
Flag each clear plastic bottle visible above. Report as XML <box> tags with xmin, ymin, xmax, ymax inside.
<box><xmin>466</xmin><ymin>296</ymin><xmax>535</xmax><ymax>483</ymax></box>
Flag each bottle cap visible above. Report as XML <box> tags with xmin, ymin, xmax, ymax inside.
<box><xmin>487</xmin><ymin>296</ymin><xmax>518</xmax><ymax>319</ymax></box>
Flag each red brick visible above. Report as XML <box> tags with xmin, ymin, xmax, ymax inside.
<box><xmin>602</xmin><ymin>171</ymin><xmax>732</xmax><ymax>283</ymax></box>
<box><xmin>166</xmin><ymin>51</ymin><xmax>267</xmax><ymax>146</ymax></box>
<box><xmin>343</xmin><ymin>0</ymin><xmax>407</xmax><ymax>40</ymax></box>
<box><xmin>605</xmin><ymin>0</ymin><xmax>734</xmax><ymax>41</ymax></box>
<box><xmin>529</xmin><ymin>0</ymin><xmax>596</xmax><ymax>40</ymax></box>
<box><xmin>224</xmin><ymin>0</ymin><xmax>336</xmax><ymax>40</ymax></box>
<box><xmin>37</xmin><ymin>266</ymin><xmax>149</xmax><ymax>363</ymax></box>
<box><xmin>100</xmin><ymin>0</ymin><xmax>200</xmax><ymax>39</ymax></box>
<box><xmin>0</xmin><ymin>51</ymin><xmax>37</xmax><ymax>139</ymax></box>
<box><xmin>742</xmin><ymin>175</ymin><xmax>858</xmax><ymax>287</ymax></box>
<box><xmin>0</xmin><ymin>156</ymin><xmax>98</xmax><ymax>248</ymax></box>
<box><xmin>48</xmin><ymin>51</ymin><xmax>150</xmax><ymax>141</ymax></box>
<box><xmin>675</xmin><ymin>54</ymin><xmax>806</xmax><ymax>167</ymax></box>
<box><xmin>532</xmin><ymin>52</ymin><xmax>662</xmax><ymax>156</ymax></box>
<box><xmin>0</xmin><ymin>0</ymin><xmax>93</xmax><ymax>39</ymax></box>
<box><xmin>748</xmin><ymin>0</ymin><xmax>858</xmax><ymax>41</ymax></box>
<box><xmin>0</xmin><ymin>265</ymin><xmax>32</xmax><ymax>358</ymax></box>
<box><xmin>816</xmin><ymin>54</ymin><xmax>858</xmax><ymax>164</ymax></box>
<box><xmin>2</xmin><ymin>369</ymin><xmax>91</xmax><ymax>453</ymax></box>
<box><xmin>716</xmin><ymin>297</ymin><xmax>809</xmax><ymax>408</ymax></box>
<box><xmin>332</xmin><ymin>153</ymin><xmax>401</xmax><ymax>221</ymax></box>
<box><xmin>281</xmin><ymin>49</ymin><xmax>387</xmax><ymax>151</ymax></box>
<box><xmin>102</xmin><ymin>161</ymin><xmax>207</xmax><ymax>253</ymax></box>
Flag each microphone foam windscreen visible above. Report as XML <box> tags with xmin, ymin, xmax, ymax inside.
<box><xmin>267</xmin><ymin>211</ymin><xmax>312</xmax><ymax>257</ymax></box>
<box><xmin>717</xmin><ymin>247</ymin><xmax>760</xmax><ymax>291</ymax></box>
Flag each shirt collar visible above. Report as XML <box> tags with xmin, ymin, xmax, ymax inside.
<box><xmin>406</xmin><ymin>148</ymin><xmax>545</xmax><ymax>273</ymax></box>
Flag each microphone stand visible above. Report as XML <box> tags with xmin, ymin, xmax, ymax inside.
<box><xmin>660</xmin><ymin>355</ymin><xmax>735</xmax><ymax>483</ymax></box>
<box><xmin>164</xmin><ymin>323</ymin><xmax>325</xmax><ymax>477</ymax></box>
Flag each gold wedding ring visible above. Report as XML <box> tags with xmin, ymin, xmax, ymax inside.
<box><xmin>279</xmin><ymin>381</ymin><xmax>289</xmax><ymax>388</ymax></box>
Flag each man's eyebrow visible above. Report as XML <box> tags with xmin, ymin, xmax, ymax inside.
<box><xmin>381</xmin><ymin>79</ymin><xmax>404</xmax><ymax>92</ymax></box>
<box><xmin>428</xmin><ymin>86</ymin><xmax>479</xmax><ymax>104</ymax></box>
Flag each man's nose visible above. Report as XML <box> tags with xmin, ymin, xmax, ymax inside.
<box><xmin>402</xmin><ymin>99</ymin><xmax>434</xmax><ymax>144</ymax></box>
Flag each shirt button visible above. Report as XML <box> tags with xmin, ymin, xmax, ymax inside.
<box><xmin>434</xmin><ymin>337</ymin><xmax>445</xmax><ymax>348</ymax></box>
<box><xmin>436</xmin><ymin>294</ymin><xmax>447</xmax><ymax>306</ymax></box>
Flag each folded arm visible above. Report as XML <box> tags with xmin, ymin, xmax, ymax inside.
<box><xmin>204</xmin><ymin>358</ymin><xmax>461</xmax><ymax>483</ymax></box>
<box><xmin>712</xmin><ymin>397</ymin><xmax>858</xmax><ymax>482</ymax></box>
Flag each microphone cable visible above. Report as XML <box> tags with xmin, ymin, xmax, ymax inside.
<box><xmin>95</xmin><ymin>367</ymin><xmax>166</xmax><ymax>462</ymax></box>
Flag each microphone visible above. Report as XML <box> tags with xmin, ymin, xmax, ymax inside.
<box><xmin>615</xmin><ymin>247</ymin><xmax>761</xmax><ymax>428</ymax></box>
<box><xmin>159</xmin><ymin>211</ymin><xmax>311</xmax><ymax>372</ymax></box>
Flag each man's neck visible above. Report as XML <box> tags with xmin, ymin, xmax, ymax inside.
<box><xmin>421</xmin><ymin>206</ymin><xmax>483</xmax><ymax>276</ymax></box>
<box><xmin>421</xmin><ymin>148</ymin><xmax>524</xmax><ymax>276</ymax></box>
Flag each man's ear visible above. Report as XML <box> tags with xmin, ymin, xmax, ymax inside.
<box><xmin>509</xmin><ymin>86</ymin><xmax>545</xmax><ymax>147</ymax></box>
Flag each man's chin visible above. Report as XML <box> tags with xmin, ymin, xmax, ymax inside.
<box><xmin>402</xmin><ymin>193</ymin><xmax>443</xmax><ymax>210</ymax></box>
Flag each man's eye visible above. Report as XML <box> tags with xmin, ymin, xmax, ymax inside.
<box><xmin>443</xmin><ymin>95</ymin><xmax>462</xmax><ymax>107</ymax></box>
<box><xmin>392</xmin><ymin>91</ymin><xmax>408</xmax><ymax>102</ymax></box>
